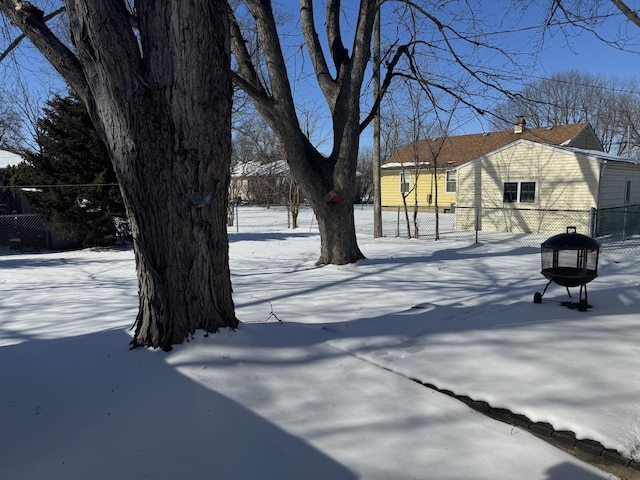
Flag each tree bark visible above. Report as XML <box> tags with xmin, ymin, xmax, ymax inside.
<box><xmin>85</xmin><ymin>1</ymin><xmax>239</xmax><ymax>350</ymax></box>
<box><xmin>314</xmin><ymin>200</ymin><xmax>364</xmax><ymax>264</ymax></box>
<box><xmin>75</xmin><ymin>0</ymin><xmax>238</xmax><ymax>350</ymax></box>
<box><xmin>0</xmin><ymin>1</ymin><xmax>238</xmax><ymax>350</ymax></box>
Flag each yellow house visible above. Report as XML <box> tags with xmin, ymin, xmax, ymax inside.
<box><xmin>455</xmin><ymin>139</ymin><xmax>640</xmax><ymax>235</ymax></box>
<box><xmin>381</xmin><ymin>119</ymin><xmax>602</xmax><ymax>210</ymax></box>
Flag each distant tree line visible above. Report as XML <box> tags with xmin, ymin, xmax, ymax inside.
<box><xmin>491</xmin><ymin>70</ymin><xmax>640</xmax><ymax>158</ymax></box>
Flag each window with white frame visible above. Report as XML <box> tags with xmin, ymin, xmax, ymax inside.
<box><xmin>399</xmin><ymin>171</ymin><xmax>412</xmax><ymax>194</ymax></box>
<box><xmin>503</xmin><ymin>180</ymin><xmax>537</xmax><ymax>204</ymax></box>
<box><xmin>445</xmin><ymin>170</ymin><xmax>456</xmax><ymax>193</ymax></box>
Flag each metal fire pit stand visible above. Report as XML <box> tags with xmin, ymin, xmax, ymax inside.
<box><xmin>533</xmin><ymin>227</ymin><xmax>600</xmax><ymax>312</ymax></box>
<box><xmin>535</xmin><ymin>278</ymin><xmax>590</xmax><ymax>311</ymax></box>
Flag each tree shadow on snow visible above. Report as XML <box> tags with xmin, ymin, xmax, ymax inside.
<box><xmin>545</xmin><ymin>462</ymin><xmax>610</xmax><ymax>480</ymax></box>
<box><xmin>0</xmin><ymin>329</ymin><xmax>356</xmax><ymax>480</ymax></box>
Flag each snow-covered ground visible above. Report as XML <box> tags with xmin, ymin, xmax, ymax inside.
<box><xmin>1</xmin><ymin>205</ymin><xmax>637</xmax><ymax>479</ymax></box>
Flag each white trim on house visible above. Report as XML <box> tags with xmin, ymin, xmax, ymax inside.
<box><xmin>445</xmin><ymin>170</ymin><xmax>456</xmax><ymax>193</ymax></box>
<box><xmin>454</xmin><ymin>139</ymin><xmax>640</xmax><ymax>173</ymax></box>
<box><xmin>399</xmin><ymin>171</ymin><xmax>412</xmax><ymax>193</ymax></box>
<box><xmin>502</xmin><ymin>179</ymin><xmax>538</xmax><ymax>205</ymax></box>
<box><xmin>561</xmin><ymin>147</ymin><xmax>640</xmax><ymax>165</ymax></box>
<box><xmin>382</xmin><ymin>161</ymin><xmax>430</xmax><ymax>169</ymax></box>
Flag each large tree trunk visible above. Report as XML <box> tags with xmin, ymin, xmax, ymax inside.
<box><xmin>0</xmin><ymin>0</ymin><xmax>238</xmax><ymax>350</ymax></box>
<box><xmin>314</xmin><ymin>201</ymin><xmax>364</xmax><ymax>264</ymax></box>
<box><xmin>65</xmin><ymin>1</ymin><xmax>238</xmax><ymax>350</ymax></box>
<box><xmin>123</xmin><ymin>95</ymin><xmax>237</xmax><ymax>350</ymax></box>
<box><xmin>299</xmin><ymin>134</ymin><xmax>365</xmax><ymax>265</ymax></box>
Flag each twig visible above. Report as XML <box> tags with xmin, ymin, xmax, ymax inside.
<box><xmin>249</xmin><ymin>295</ymin><xmax>283</xmax><ymax>323</ymax></box>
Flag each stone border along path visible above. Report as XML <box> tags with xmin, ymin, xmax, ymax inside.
<box><xmin>408</xmin><ymin>377</ymin><xmax>640</xmax><ymax>480</ymax></box>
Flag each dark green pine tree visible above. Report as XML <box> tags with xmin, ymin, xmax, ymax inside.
<box><xmin>17</xmin><ymin>93</ymin><xmax>126</xmax><ymax>247</ymax></box>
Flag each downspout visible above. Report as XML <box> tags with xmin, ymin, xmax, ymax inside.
<box><xmin>593</xmin><ymin>160</ymin><xmax>607</xmax><ymax>236</ymax></box>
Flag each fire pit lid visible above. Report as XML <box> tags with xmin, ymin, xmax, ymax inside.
<box><xmin>541</xmin><ymin>228</ymin><xmax>599</xmax><ymax>251</ymax></box>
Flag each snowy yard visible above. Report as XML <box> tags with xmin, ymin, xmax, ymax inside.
<box><xmin>1</xmin><ymin>205</ymin><xmax>638</xmax><ymax>479</ymax></box>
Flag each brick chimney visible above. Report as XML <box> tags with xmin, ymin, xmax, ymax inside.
<box><xmin>514</xmin><ymin>117</ymin><xmax>526</xmax><ymax>134</ymax></box>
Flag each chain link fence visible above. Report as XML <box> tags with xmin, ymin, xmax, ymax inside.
<box><xmin>227</xmin><ymin>204</ymin><xmax>640</xmax><ymax>256</ymax></box>
<box><xmin>387</xmin><ymin>204</ymin><xmax>640</xmax><ymax>255</ymax></box>
<box><xmin>0</xmin><ymin>212</ymin><xmax>131</xmax><ymax>254</ymax></box>
<box><xmin>4</xmin><ymin>203</ymin><xmax>639</xmax><ymax>256</ymax></box>
<box><xmin>592</xmin><ymin>204</ymin><xmax>640</xmax><ymax>240</ymax></box>
<box><xmin>0</xmin><ymin>214</ymin><xmax>49</xmax><ymax>254</ymax></box>
<box><xmin>590</xmin><ymin>204</ymin><xmax>640</xmax><ymax>256</ymax></box>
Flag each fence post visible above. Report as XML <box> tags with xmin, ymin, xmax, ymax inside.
<box><xmin>396</xmin><ymin>206</ymin><xmax>400</xmax><ymax>237</ymax></box>
<box><xmin>474</xmin><ymin>205</ymin><xmax>480</xmax><ymax>244</ymax></box>
<box><xmin>589</xmin><ymin>207</ymin><xmax>596</xmax><ymax>237</ymax></box>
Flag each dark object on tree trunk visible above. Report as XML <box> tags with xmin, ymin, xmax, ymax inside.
<box><xmin>323</xmin><ymin>190</ymin><xmax>342</xmax><ymax>203</ymax></box>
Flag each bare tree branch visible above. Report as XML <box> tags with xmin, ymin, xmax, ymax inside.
<box><xmin>360</xmin><ymin>42</ymin><xmax>407</xmax><ymax>132</ymax></box>
<box><xmin>546</xmin><ymin>1</ymin><xmax>639</xmax><ymax>51</ymax></box>
<box><xmin>610</xmin><ymin>0</ymin><xmax>640</xmax><ymax>29</ymax></box>
<box><xmin>229</xmin><ymin>8</ymin><xmax>271</xmax><ymax>103</ymax></box>
<box><xmin>326</xmin><ymin>0</ymin><xmax>348</xmax><ymax>78</ymax></box>
<box><xmin>241</xmin><ymin>0</ymin><xmax>298</xmax><ymax>125</ymax></box>
<box><xmin>0</xmin><ymin>5</ymin><xmax>65</xmax><ymax>63</ymax></box>
<box><xmin>349</xmin><ymin>0</ymin><xmax>376</xmax><ymax>87</ymax></box>
<box><xmin>0</xmin><ymin>1</ymin><xmax>88</xmax><ymax>101</ymax></box>
<box><xmin>301</xmin><ymin>0</ymin><xmax>338</xmax><ymax>104</ymax></box>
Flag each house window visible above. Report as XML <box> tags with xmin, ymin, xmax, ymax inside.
<box><xmin>503</xmin><ymin>180</ymin><xmax>537</xmax><ymax>204</ymax></box>
<box><xmin>445</xmin><ymin>170</ymin><xmax>456</xmax><ymax>193</ymax></box>
<box><xmin>399</xmin><ymin>171</ymin><xmax>412</xmax><ymax>194</ymax></box>
<box><xmin>625</xmin><ymin>179</ymin><xmax>632</xmax><ymax>203</ymax></box>
<box><xmin>503</xmin><ymin>182</ymin><xmax>518</xmax><ymax>203</ymax></box>
<box><xmin>520</xmin><ymin>182</ymin><xmax>536</xmax><ymax>203</ymax></box>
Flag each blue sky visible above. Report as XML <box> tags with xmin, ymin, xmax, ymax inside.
<box><xmin>261</xmin><ymin>0</ymin><xmax>640</xmax><ymax>152</ymax></box>
<box><xmin>3</xmin><ymin>1</ymin><xmax>640</xmax><ymax>151</ymax></box>
<box><xmin>523</xmin><ymin>5</ymin><xmax>640</xmax><ymax>80</ymax></box>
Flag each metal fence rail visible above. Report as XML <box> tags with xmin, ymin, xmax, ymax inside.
<box><xmin>4</xmin><ymin>204</ymin><xmax>640</xmax><ymax>256</ymax></box>
<box><xmin>228</xmin><ymin>204</ymin><xmax>640</xmax><ymax>256</ymax></box>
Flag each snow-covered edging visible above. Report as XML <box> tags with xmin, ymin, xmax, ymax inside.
<box><xmin>411</xmin><ymin>377</ymin><xmax>640</xmax><ymax>477</ymax></box>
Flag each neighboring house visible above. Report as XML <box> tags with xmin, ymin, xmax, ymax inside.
<box><xmin>0</xmin><ymin>149</ymin><xmax>23</xmax><ymax>169</ymax></box>
<box><xmin>0</xmin><ymin>150</ymin><xmax>25</xmax><ymax>216</ymax></box>
<box><xmin>230</xmin><ymin>160</ymin><xmax>290</xmax><ymax>204</ymax></box>
<box><xmin>455</xmin><ymin>139</ymin><xmax>640</xmax><ymax>234</ymax></box>
<box><xmin>381</xmin><ymin>118</ymin><xmax>602</xmax><ymax>210</ymax></box>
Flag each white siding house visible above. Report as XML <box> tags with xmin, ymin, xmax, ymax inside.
<box><xmin>230</xmin><ymin>160</ymin><xmax>289</xmax><ymax>204</ymax></box>
<box><xmin>455</xmin><ymin>139</ymin><xmax>640</xmax><ymax>235</ymax></box>
<box><xmin>0</xmin><ymin>150</ymin><xmax>23</xmax><ymax>168</ymax></box>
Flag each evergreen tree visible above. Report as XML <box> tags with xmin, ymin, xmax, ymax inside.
<box><xmin>16</xmin><ymin>93</ymin><xmax>125</xmax><ymax>247</ymax></box>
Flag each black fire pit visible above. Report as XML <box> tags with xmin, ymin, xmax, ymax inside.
<box><xmin>533</xmin><ymin>227</ymin><xmax>600</xmax><ymax>311</ymax></box>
